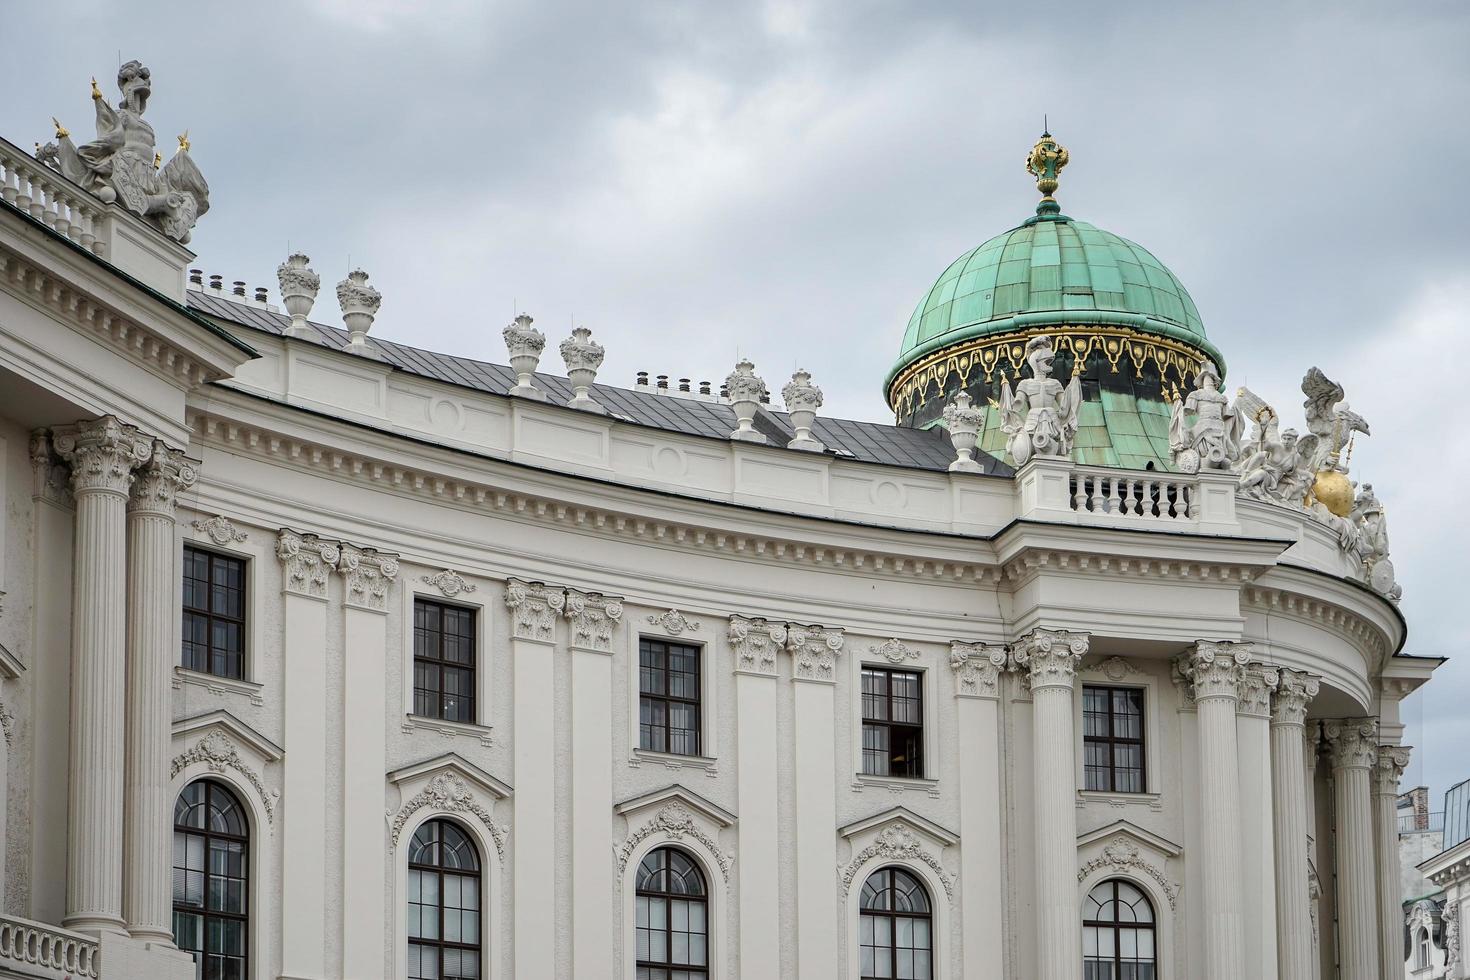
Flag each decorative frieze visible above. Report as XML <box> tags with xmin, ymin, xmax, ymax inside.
<box><xmin>337</xmin><ymin>543</ymin><xmax>400</xmax><ymax>612</ymax></box>
<box><xmin>1011</xmin><ymin>628</ymin><xmax>1089</xmax><ymax>691</ymax></box>
<box><xmin>949</xmin><ymin>641</ymin><xmax>1008</xmax><ymax>699</ymax></box>
<box><xmin>616</xmin><ymin>803</ymin><xmax>730</xmax><ymax>882</ymax></box>
<box><xmin>838</xmin><ymin>823</ymin><xmax>954</xmax><ymax>900</ymax></box>
<box><xmin>504</xmin><ymin>579</ymin><xmax>563</xmax><ymax>642</ymax></box>
<box><xmin>648</xmin><ymin>609</ymin><xmax>701</xmax><ymax>636</ymax></box>
<box><xmin>1077</xmin><ymin>836</ymin><xmax>1180</xmax><ymax>911</ymax></box>
<box><xmin>421</xmin><ymin>568</ymin><xmax>476</xmax><ymax>598</ymax></box>
<box><xmin>869</xmin><ymin>638</ymin><xmax>918</xmax><ymax>665</ymax></box>
<box><xmin>191</xmin><ymin>514</ymin><xmax>247</xmax><ymax>545</ymax></box>
<box><xmin>170</xmin><ymin>732</ymin><xmax>276</xmax><ymax>823</ymax></box>
<box><xmin>51</xmin><ymin>416</ymin><xmax>151</xmax><ymax>495</ymax></box>
<box><xmin>785</xmin><ymin>623</ymin><xmax>844</xmax><ymax>682</ymax></box>
<box><xmin>564</xmin><ymin>588</ymin><xmax>623</xmax><ymax>653</ymax></box>
<box><xmin>389</xmin><ymin>772</ymin><xmax>507</xmax><ymax>859</ymax></box>
<box><xmin>1322</xmin><ymin>717</ymin><xmax>1379</xmax><ymax>770</ymax></box>
<box><xmin>275</xmin><ymin>530</ymin><xmax>340</xmax><ymax>599</ymax></box>
<box><xmin>129</xmin><ymin>441</ymin><xmax>198</xmax><ymax>517</ymax></box>
<box><xmin>728</xmin><ymin>616</ymin><xmax>786</xmax><ymax>676</ymax></box>
<box><xmin>1372</xmin><ymin>745</ymin><xmax>1412</xmax><ymax>795</ymax></box>
<box><xmin>1236</xmin><ymin>664</ymin><xmax>1280</xmax><ymax>719</ymax></box>
<box><xmin>1174</xmin><ymin>640</ymin><xmax>1252</xmax><ymax>702</ymax></box>
<box><xmin>1271</xmin><ymin>668</ymin><xmax>1320</xmax><ymax>726</ymax></box>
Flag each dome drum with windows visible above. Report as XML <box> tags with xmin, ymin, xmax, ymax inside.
<box><xmin>886</xmin><ymin>132</ymin><xmax>1225</xmax><ymax>471</ymax></box>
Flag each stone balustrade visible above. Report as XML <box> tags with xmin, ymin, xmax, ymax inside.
<box><xmin>1069</xmin><ymin>467</ymin><xmax>1197</xmax><ymax>521</ymax></box>
<box><xmin>1015</xmin><ymin>456</ymin><xmax>1239</xmax><ymax>533</ymax></box>
<box><xmin>0</xmin><ymin>138</ymin><xmax>105</xmax><ymax>256</ymax></box>
<box><xmin>0</xmin><ymin>915</ymin><xmax>100</xmax><ymax>980</ymax></box>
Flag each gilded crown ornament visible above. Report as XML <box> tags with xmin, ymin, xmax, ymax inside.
<box><xmin>1026</xmin><ymin>129</ymin><xmax>1069</xmax><ymax>215</ymax></box>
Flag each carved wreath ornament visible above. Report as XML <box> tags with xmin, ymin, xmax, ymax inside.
<box><xmin>1077</xmin><ymin>836</ymin><xmax>1178</xmax><ymax>910</ymax></box>
<box><xmin>170</xmin><ymin>732</ymin><xmax>276</xmax><ymax>824</ymax></box>
<box><xmin>389</xmin><ymin>772</ymin><xmax>506</xmax><ymax>860</ymax></box>
<box><xmin>617</xmin><ymin>803</ymin><xmax>730</xmax><ymax>882</ymax></box>
<box><xmin>839</xmin><ymin>824</ymin><xmax>954</xmax><ymax>900</ymax></box>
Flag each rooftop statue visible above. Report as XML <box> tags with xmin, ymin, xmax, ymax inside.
<box><xmin>998</xmin><ymin>335</ymin><xmax>1081</xmax><ymax>466</ymax></box>
<box><xmin>1168</xmin><ymin>363</ymin><xmax>1244</xmax><ymax>473</ymax></box>
<box><xmin>39</xmin><ymin>60</ymin><xmax>209</xmax><ymax>244</ymax></box>
<box><xmin>1299</xmin><ymin>367</ymin><xmax>1369</xmax><ymax>518</ymax></box>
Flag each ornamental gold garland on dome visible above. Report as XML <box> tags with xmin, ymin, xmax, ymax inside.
<box><xmin>887</xmin><ymin>325</ymin><xmax>1209</xmax><ymax>421</ymax></box>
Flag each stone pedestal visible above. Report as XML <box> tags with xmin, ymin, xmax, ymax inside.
<box><xmin>53</xmin><ymin>417</ymin><xmax>150</xmax><ymax>934</ymax></box>
<box><xmin>1270</xmin><ymin>670</ymin><xmax>1319</xmax><ymax>980</ymax></box>
<box><xmin>1324</xmin><ymin>718</ymin><xmax>1380</xmax><ymax>980</ymax></box>
<box><xmin>122</xmin><ymin>443</ymin><xmax>196</xmax><ymax>943</ymax></box>
<box><xmin>1013</xmin><ymin>629</ymin><xmax>1088</xmax><ymax>980</ymax></box>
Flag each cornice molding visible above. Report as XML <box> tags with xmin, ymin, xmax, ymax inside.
<box><xmin>1243</xmin><ymin>584</ymin><xmax>1391</xmax><ymax>659</ymax></box>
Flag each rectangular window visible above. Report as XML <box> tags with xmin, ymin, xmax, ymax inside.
<box><xmin>639</xmin><ymin>638</ymin><xmax>702</xmax><ymax>756</ymax></box>
<box><xmin>181</xmin><ymin>545</ymin><xmax>247</xmax><ymax>680</ymax></box>
<box><xmin>1083</xmin><ymin>685</ymin><xmax>1146</xmax><ymax>793</ymax></box>
<box><xmin>413</xmin><ymin>599</ymin><xmax>477</xmax><ymax>723</ymax></box>
<box><xmin>861</xmin><ymin>667</ymin><xmax>924</xmax><ymax>778</ymax></box>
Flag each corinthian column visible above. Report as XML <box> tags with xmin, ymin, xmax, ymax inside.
<box><xmin>950</xmin><ymin>642</ymin><xmax>1009</xmax><ymax>979</ymax></box>
<box><xmin>1324</xmin><ymin>718</ymin><xmax>1380</xmax><ymax>980</ymax></box>
<box><xmin>1270</xmin><ymin>669</ymin><xmax>1320</xmax><ymax>980</ymax></box>
<box><xmin>123</xmin><ymin>442</ymin><xmax>197</xmax><ymax>943</ymax></box>
<box><xmin>1012</xmin><ymin>628</ymin><xmax>1088</xmax><ymax>980</ymax></box>
<box><xmin>53</xmin><ymin>417</ymin><xmax>151</xmax><ymax>933</ymax></box>
<box><xmin>1176</xmin><ymin>640</ymin><xmax>1250</xmax><ymax>980</ymax></box>
<box><xmin>1373</xmin><ymin>744</ymin><xmax>1412</xmax><ymax>980</ymax></box>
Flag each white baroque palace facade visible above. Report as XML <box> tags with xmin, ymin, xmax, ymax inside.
<box><xmin>0</xmin><ymin>71</ymin><xmax>1442</xmax><ymax>980</ymax></box>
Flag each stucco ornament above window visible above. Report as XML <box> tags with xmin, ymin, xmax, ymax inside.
<box><xmin>38</xmin><ymin>60</ymin><xmax>209</xmax><ymax>243</ymax></box>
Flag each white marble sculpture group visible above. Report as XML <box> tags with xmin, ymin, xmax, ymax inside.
<box><xmin>38</xmin><ymin>61</ymin><xmax>209</xmax><ymax>243</ymax></box>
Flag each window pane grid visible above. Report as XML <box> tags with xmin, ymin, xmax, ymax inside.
<box><xmin>172</xmin><ymin>781</ymin><xmax>248</xmax><ymax>980</ymax></box>
<box><xmin>1082</xmin><ymin>685</ymin><xmax>1146</xmax><ymax>793</ymax></box>
<box><xmin>639</xmin><ymin>639</ymin><xmax>702</xmax><ymax>757</ymax></box>
<box><xmin>414</xmin><ymin>599</ymin><xmax>478</xmax><ymax>724</ymax></box>
<box><xmin>1083</xmin><ymin>880</ymin><xmax>1157</xmax><ymax>980</ymax></box>
<box><xmin>859</xmin><ymin>868</ymin><xmax>933</xmax><ymax>980</ymax></box>
<box><xmin>409</xmin><ymin>820</ymin><xmax>483</xmax><ymax>980</ymax></box>
<box><xmin>635</xmin><ymin>848</ymin><xmax>708</xmax><ymax>978</ymax></box>
<box><xmin>861</xmin><ymin>668</ymin><xmax>925</xmax><ymax>779</ymax></box>
<box><xmin>181</xmin><ymin>547</ymin><xmax>246</xmax><ymax>681</ymax></box>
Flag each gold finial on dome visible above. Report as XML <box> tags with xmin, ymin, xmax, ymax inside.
<box><xmin>1026</xmin><ymin>127</ymin><xmax>1069</xmax><ymax>214</ymax></box>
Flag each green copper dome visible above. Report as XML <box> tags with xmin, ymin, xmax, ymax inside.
<box><xmin>888</xmin><ymin>217</ymin><xmax>1222</xmax><ymax>389</ymax></box>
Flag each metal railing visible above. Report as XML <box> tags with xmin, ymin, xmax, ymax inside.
<box><xmin>1399</xmin><ymin>810</ymin><xmax>1445</xmax><ymax>834</ymax></box>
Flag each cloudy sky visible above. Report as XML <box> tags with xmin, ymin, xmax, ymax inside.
<box><xmin>8</xmin><ymin>1</ymin><xmax>1468</xmax><ymax>795</ymax></box>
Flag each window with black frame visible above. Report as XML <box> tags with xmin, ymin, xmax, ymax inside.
<box><xmin>172</xmin><ymin>780</ymin><xmax>249</xmax><ymax>980</ymax></box>
<box><xmin>859</xmin><ymin>866</ymin><xmax>933</xmax><ymax>980</ymax></box>
<box><xmin>639</xmin><ymin>638</ymin><xmax>701</xmax><ymax>756</ymax></box>
<box><xmin>861</xmin><ymin>667</ymin><xmax>924</xmax><ymax>778</ymax></box>
<box><xmin>1082</xmin><ymin>879</ymin><xmax>1157</xmax><ymax>979</ymax></box>
<box><xmin>413</xmin><ymin>598</ymin><xmax>477</xmax><ymax>723</ymax></box>
<box><xmin>1083</xmin><ymin>685</ymin><xmax>1146</xmax><ymax>793</ymax></box>
<box><xmin>182</xmin><ymin>545</ymin><xmax>246</xmax><ymax>680</ymax></box>
<box><xmin>635</xmin><ymin>847</ymin><xmax>708</xmax><ymax>979</ymax></box>
<box><xmin>407</xmin><ymin>819</ymin><xmax>482</xmax><ymax>980</ymax></box>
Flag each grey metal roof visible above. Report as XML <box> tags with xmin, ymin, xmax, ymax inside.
<box><xmin>186</xmin><ymin>290</ymin><xmax>1012</xmax><ymax>477</ymax></box>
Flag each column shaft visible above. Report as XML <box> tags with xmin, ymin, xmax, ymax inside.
<box><xmin>56</xmin><ymin>418</ymin><xmax>147</xmax><ymax>934</ymax></box>
<box><xmin>123</xmin><ymin>444</ymin><xmax>194</xmax><ymax>942</ymax></box>
<box><xmin>1373</xmin><ymin>746</ymin><xmax>1412</xmax><ymax>980</ymax></box>
<box><xmin>1239</xmin><ymin>668</ymin><xmax>1279</xmax><ymax>980</ymax></box>
<box><xmin>1271</xmin><ymin>671</ymin><xmax>1319</xmax><ymax>980</ymax></box>
<box><xmin>1326</xmin><ymin>719</ymin><xmax>1381</xmax><ymax>980</ymax></box>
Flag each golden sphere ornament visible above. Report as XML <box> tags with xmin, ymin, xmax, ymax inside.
<box><xmin>1310</xmin><ymin>469</ymin><xmax>1354</xmax><ymax>517</ymax></box>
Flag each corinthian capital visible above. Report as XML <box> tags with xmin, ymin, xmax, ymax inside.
<box><xmin>564</xmin><ymin>588</ymin><xmax>623</xmax><ymax>652</ymax></box>
<box><xmin>51</xmin><ymin>416</ymin><xmax>152</xmax><ymax>495</ymax></box>
<box><xmin>505</xmin><ymin>579</ymin><xmax>563</xmax><ymax>642</ymax></box>
<box><xmin>129</xmin><ymin>441</ymin><xmax>199</xmax><ymax>517</ymax></box>
<box><xmin>1237</xmin><ymin>664</ymin><xmax>1280</xmax><ymax>718</ymax></box>
<box><xmin>29</xmin><ymin>430</ymin><xmax>71</xmax><ymax>506</ymax></box>
<box><xmin>1011</xmin><ymin>629</ymin><xmax>1089</xmax><ymax>691</ymax></box>
<box><xmin>1322</xmin><ymin>717</ymin><xmax>1379</xmax><ymax>770</ymax></box>
<box><xmin>728</xmin><ymin>616</ymin><xmax>786</xmax><ymax>676</ymax></box>
<box><xmin>1271</xmin><ymin>669</ymin><xmax>1321</xmax><ymax>727</ymax></box>
<box><xmin>785</xmin><ymin>623</ymin><xmax>844</xmax><ymax>682</ymax></box>
<box><xmin>1174</xmin><ymin>640</ymin><xmax>1252</xmax><ymax>702</ymax></box>
<box><xmin>1372</xmin><ymin>745</ymin><xmax>1412</xmax><ymax>795</ymax></box>
<box><xmin>338</xmin><ymin>543</ymin><xmax>399</xmax><ymax>612</ymax></box>
<box><xmin>949</xmin><ymin>641</ymin><xmax>1008</xmax><ymax>699</ymax></box>
<box><xmin>276</xmin><ymin>529</ymin><xmax>340</xmax><ymax>599</ymax></box>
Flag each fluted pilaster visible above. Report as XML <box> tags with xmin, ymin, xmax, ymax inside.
<box><xmin>1324</xmin><ymin>718</ymin><xmax>1380</xmax><ymax>980</ymax></box>
<box><xmin>1012</xmin><ymin>628</ymin><xmax>1088</xmax><ymax>980</ymax></box>
<box><xmin>53</xmin><ymin>417</ymin><xmax>151</xmax><ymax>934</ymax></box>
<box><xmin>123</xmin><ymin>443</ymin><xmax>196</xmax><ymax>943</ymax></box>
<box><xmin>1373</xmin><ymin>744</ymin><xmax>1411</xmax><ymax>980</ymax></box>
<box><xmin>1271</xmin><ymin>669</ymin><xmax>1320</xmax><ymax>980</ymax></box>
<box><xmin>1176</xmin><ymin>640</ymin><xmax>1250</xmax><ymax>980</ymax></box>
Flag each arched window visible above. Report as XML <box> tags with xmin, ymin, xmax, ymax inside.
<box><xmin>1083</xmin><ymin>879</ymin><xmax>1157</xmax><ymax>980</ymax></box>
<box><xmin>1417</xmin><ymin>927</ymin><xmax>1432</xmax><ymax>969</ymax></box>
<box><xmin>172</xmin><ymin>779</ymin><xmax>249</xmax><ymax>980</ymax></box>
<box><xmin>408</xmin><ymin>819</ymin><xmax>482</xmax><ymax>980</ymax></box>
<box><xmin>635</xmin><ymin>847</ymin><xmax>708</xmax><ymax>978</ymax></box>
<box><xmin>859</xmin><ymin>867</ymin><xmax>932</xmax><ymax>980</ymax></box>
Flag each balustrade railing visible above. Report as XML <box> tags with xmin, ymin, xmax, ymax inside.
<box><xmin>0</xmin><ymin>138</ymin><xmax>105</xmax><ymax>257</ymax></box>
<box><xmin>1069</xmin><ymin>468</ymin><xmax>1197</xmax><ymax>522</ymax></box>
<box><xmin>0</xmin><ymin>915</ymin><xmax>100</xmax><ymax>979</ymax></box>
